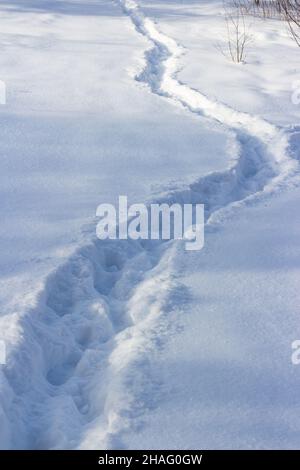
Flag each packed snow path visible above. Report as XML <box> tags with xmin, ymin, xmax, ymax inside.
<box><xmin>0</xmin><ymin>0</ymin><xmax>299</xmax><ymax>449</ymax></box>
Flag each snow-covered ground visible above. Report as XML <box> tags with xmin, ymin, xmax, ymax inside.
<box><xmin>0</xmin><ymin>0</ymin><xmax>299</xmax><ymax>449</ymax></box>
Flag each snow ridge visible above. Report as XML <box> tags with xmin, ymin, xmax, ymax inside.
<box><xmin>1</xmin><ymin>234</ymin><xmax>182</xmax><ymax>449</ymax></box>
<box><xmin>0</xmin><ymin>0</ymin><xmax>299</xmax><ymax>450</ymax></box>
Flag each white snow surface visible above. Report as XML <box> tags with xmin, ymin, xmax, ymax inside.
<box><xmin>0</xmin><ymin>0</ymin><xmax>299</xmax><ymax>449</ymax></box>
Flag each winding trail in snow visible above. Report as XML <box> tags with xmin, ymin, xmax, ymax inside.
<box><xmin>1</xmin><ymin>0</ymin><xmax>299</xmax><ymax>450</ymax></box>
<box><xmin>117</xmin><ymin>0</ymin><xmax>298</xmax><ymax>219</ymax></box>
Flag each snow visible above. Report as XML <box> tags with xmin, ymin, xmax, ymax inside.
<box><xmin>0</xmin><ymin>0</ymin><xmax>299</xmax><ymax>450</ymax></box>
<box><xmin>124</xmin><ymin>186</ymin><xmax>300</xmax><ymax>449</ymax></box>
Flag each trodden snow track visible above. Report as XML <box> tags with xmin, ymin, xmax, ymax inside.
<box><xmin>0</xmin><ymin>0</ymin><xmax>299</xmax><ymax>450</ymax></box>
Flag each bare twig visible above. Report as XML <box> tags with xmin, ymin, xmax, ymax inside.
<box><xmin>217</xmin><ymin>2</ymin><xmax>252</xmax><ymax>63</ymax></box>
<box><xmin>280</xmin><ymin>0</ymin><xmax>300</xmax><ymax>47</ymax></box>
